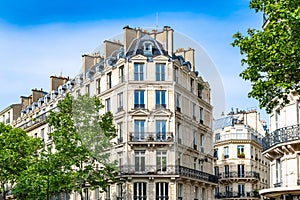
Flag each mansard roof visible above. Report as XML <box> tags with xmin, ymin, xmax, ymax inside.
<box><xmin>126</xmin><ymin>34</ymin><xmax>168</xmax><ymax>58</ymax></box>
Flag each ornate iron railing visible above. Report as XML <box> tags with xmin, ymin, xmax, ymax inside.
<box><xmin>262</xmin><ymin>124</ymin><xmax>300</xmax><ymax>151</ymax></box>
<box><xmin>218</xmin><ymin>171</ymin><xmax>260</xmax><ymax>179</ymax></box>
<box><xmin>118</xmin><ymin>165</ymin><xmax>218</xmax><ymax>184</ymax></box>
<box><xmin>129</xmin><ymin>132</ymin><xmax>174</xmax><ymax>142</ymax></box>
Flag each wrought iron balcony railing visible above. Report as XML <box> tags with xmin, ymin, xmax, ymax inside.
<box><xmin>129</xmin><ymin>132</ymin><xmax>174</xmax><ymax>142</ymax></box>
<box><xmin>215</xmin><ymin>191</ymin><xmax>260</xmax><ymax>199</ymax></box>
<box><xmin>219</xmin><ymin>171</ymin><xmax>260</xmax><ymax>180</ymax></box>
<box><xmin>118</xmin><ymin>165</ymin><xmax>218</xmax><ymax>184</ymax></box>
<box><xmin>262</xmin><ymin>124</ymin><xmax>300</xmax><ymax>151</ymax></box>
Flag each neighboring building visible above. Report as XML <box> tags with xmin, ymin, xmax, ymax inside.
<box><xmin>213</xmin><ymin>109</ymin><xmax>269</xmax><ymax>200</ymax></box>
<box><xmin>0</xmin><ymin>104</ymin><xmax>22</xmax><ymax>125</ymax></box>
<box><xmin>8</xmin><ymin>25</ymin><xmax>218</xmax><ymax>199</ymax></box>
<box><xmin>260</xmin><ymin>92</ymin><xmax>300</xmax><ymax>200</ymax></box>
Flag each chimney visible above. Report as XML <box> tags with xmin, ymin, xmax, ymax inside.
<box><xmin>20</xmin><ymin>96</ymin><xmax>31</xmax><ymax>109</ymax></box>
<box><xmin>123</xmin><ymin>26</ymin><xmax>137</xmax><ymax>53</ymax></box>
<box><xmin>175</xmin><ymin>48</ymin><xmax>195</xmax><ymax>71</ymax></box>
<box><xmin>50</xmin><ymin>76</ymin><xmax>68</xmax><ymax>91</ymax></box>
<box><xmin>155</xmin><ymin>26</ymin><xmax>174</xmax><ymax>56</ymax></box>
<box><xmin>31</xmin><ymin>89</ymin><xmax>44</xmax><ymax>102</ymax></box>
<box><xmin>104</xmin><ymin>40</ymin><xmax>123</xmax><ymax>59</ymax></box>
<box><xmin>81</xmin><ymin>53</ymin><xmax>101</xmax><ymax>74</ymax></box>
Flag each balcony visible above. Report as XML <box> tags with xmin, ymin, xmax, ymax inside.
<box><xmin>262</xmin><ymin>124</ymin><xmax>300</xmax><ymax>151</ymax></box>
<box><xmin>219</xmin><ymin>171</ymin><xmax>260</xmax><ymax>180</ymax></box>
<box><xmin>215</xmin><ymin>191</ymin><xmax>260</xmax><ymax>199</ymax></box>
<box><xmin>118</xmin><ymin>165</ymin><xmax>218</xmax><ymax>184</ymax></box>
<box><xmin>134</xmin><ymin>104</ymin><xmax>145</xmax><ymax>109</ymax></box>
<box><xmin>214</xmin><ymin>132</ymin><xmax>262</xmax><ymax>145</ymax></box>
<box><xmin>129</xmin><ymin>132</ymin><xmax>174</xmax><ymax>142</ymax></box>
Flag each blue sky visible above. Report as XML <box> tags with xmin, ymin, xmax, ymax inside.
<box><xmin>0</xmin><ymin>0</ymin><xmax>267</xmax><ymax>120</ymax></box>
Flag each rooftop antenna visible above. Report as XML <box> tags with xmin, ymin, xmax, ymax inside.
<box><xmin>156</xmin><ymin>12</ymin><xmax>159</xmax><ymax>31</ymax></box>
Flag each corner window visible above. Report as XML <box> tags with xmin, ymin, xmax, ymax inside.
<box><xmin>96</xmin><ymin>78</ymin><xmax>101</xmax><ymax>94</ymax></box>
<box><xmin>119</xmin><ymin>66</ymin><xmax>124</xmax><ymax>83</ymax></box>
<box><xmin>117</xmin><ymin>92</ymin><xmax>123</xmax><ymax>112</ymax></box>
<box><xmin>176</xmin><ymin>93</ymin><xmax>181</xmax><ymax>112</ymax></box>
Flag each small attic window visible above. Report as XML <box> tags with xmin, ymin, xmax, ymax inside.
<box><xmin>143</xmin><ymin>41</ymin><xmax>153</xmax><ymax>56</ymax></box>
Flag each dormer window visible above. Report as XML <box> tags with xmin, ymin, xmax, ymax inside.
<box><xmin>143</xmin><ymin>41</ymin><xmax>153</xmax><ymax>56</ymax></box>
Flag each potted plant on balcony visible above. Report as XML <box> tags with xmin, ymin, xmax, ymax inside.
<box><xmin>237</xmin><ymin>150</ymin><xmax>245</xmax><ymax>158</ymax></box>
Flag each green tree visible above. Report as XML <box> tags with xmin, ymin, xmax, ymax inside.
<box><xmin>0</xmin><ymin>123</ymin><xmax>42</xmax><ymax>199</ymax></box>
<box><xmin>14</xmin><ymin>93</ymin><xmax>117</xmax><ymax>200</ymax></box>
<box><xmin>232</xmin><ymin>0</ymin><xmax>300</xmax><ymax>113</ymax></box>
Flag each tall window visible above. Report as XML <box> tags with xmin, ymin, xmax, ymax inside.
<box><xmin>134</xmin><ymin>182</ymin><xmax>147</xmax><ymax>200</ymax></box>
<box><xmin>214</xmin><ymin>148</ymin><xmax>218</xmax><ymax>159</ymax></box>
<box><xmin>190</xmin><ymin>78</ymin><xmax>194</xmax><ymax>93</ymax></box>
<box><xmin>177</xmin><ymin>123</ymin><xmax>182</xmax><ymax>144</ymax></box>
<box><xmin>156</xmin><ymin>120</ymin><xmax>166</xmax><ymax>141</ymax></box>
<box><xmin>193</xmin><ymin>158</ymin><xmax>197</xmax><ymax>169</ymax></box>
<box><xmin>105</xmin><ymin>98</ymin><xmax>111</xmax><ymax>112</ymax></box>
<box><xmin>238</xmin><ymin>164</ymin><xmax>245</xmax><ymax>177</ymax></box>
<box><xmin>224</xmin><ymin>146</ymin><xmax>229</xmax><ymax>159</ymax></box>
<box><xmin>96</xmin><ymin>78</ymin><xmax>101</xmax><ymax>94</ymax></box>
<box><xmin>276</xmin><ymin>158</ymin><xmax>281</xmax><ymax>184</ymax></box>
<box><xmin>201</xmin><ymin>188</ymin><xmax>206</xmax><ymax>200</ymax></box>
<box><xmin>117</xmin><ymin>92</ymin><xmax>123</xmax><ymax>112</ymax></box>
<box><xmin>106</xmin><ymin>185</ymin><xmax>110</xmax><ymax>200</ymax></box>
<box><xmin>119</xmin><ymin>66</ymin><xmax>124</xmax><ymax>83</ymax></box>
<box><xmin>194</xmin><ymin>186</ymin><xmax>198</xmax><ymax>200</ymax></box>
<box><xmin>107</xmin><ymin>72</ymin><xmax>112</xmax><ymax>89</ymax></box>
<box><xmin>214</xmin><ymin>166</ymin><xmax>219</xmax><ymax>176</ymax></box>
<box><xmin>224</xmin><ymin>165</ymin><xmax>229</xmax><ymax>177</ymax></box>
<box><xmin>134</xmin><ymin>120</ymin><xmax>145</xmax><ymax>141</ymax></box>
<box><xmin>41</xmin><ymin>128</ymin><xmax>45</xmax><ymax>141</ymax></box>
<box><xmin>177</xmin><ymin>183</ymin><xmax>183</xmax><ymax>199</ymax></box>
<box><xmin>134</xmin><ymin>90</ymin><xmax>145</xmax><ymax>109</ymax></box>
<box><xmin>117</xmin><ymin>122</ymin><xmax>123</xmax><ymax>143</ymax></box>
<box><xmin>84</xmin><ymin>188</ymin><xmax>89</xmax><ymax>200</ymax></box>
<box><xmin>156</xmin><ymin>63</ymin><xmax>165</xmax><ymax>81</ymax></box>
<box><xmin>135</xmin><ymin>151</ymin><xmax>145</xmax><ymax>172</ymax></box>
<box><xmin>200</xmin><ymin>134</ymin><xmax>204</xmax><ymax>153</ymax></box>
<box><xmin>237</xmin><ymin>145</ymin><xmax>245</xmax><ymax>158</ymax></box>
<box><xmin>176</xmin><ymin>93</ymin><xmax>181</xmax><ymax>112</ymax></box>
<box><xmin>118</xmin><ymin>152</ymin><xmax>123</xmax><ymax>170</ymax></box>
<box><xmin>94</xmin><ymin>187</ymin><xmax>99</xmax><ymax>200</ymax></box>
<box><xmin>193</xmin><ymin>131</ymin><xmax>197</xmax><ymax>150</ymax></box>
<box><xmin>134</xmin><ymin>63</ymin><xmax>144</xmax><ymax>81</ymax></box>
<box><xmin>155</xmin><ymin>90</ymin><xmax>166</xmax><ymax>109</ymax></box>
<box><xmin>238</xmin><ymin>184</ymin><xmax>245</xmax><ymax>197</ymax></box>
<box><xmin>197</xmin><ymin>83</ymin><xmax>203</xmax><ymax>98</ymax></box>
<box><xmin>192</xmin><ymin>103</ymin><xmax>196</xmax><ymax>120</ymax></box>
<box><xmin>156</xmin><ymin>151</ymin><xmax>167</xmax><ymax>172</ymax></box>
<box><xmin>199</xmin><ymin>107</ymin><xmax>204</xmax><ymax>124</ymax></box>
<box><xmin>156</xmin><ymin>182</ymin><xmax>168</xmax><ymax>200</ymax></box>
<box><xmin>117</xmin><ymin>183</ymin><xmax>123</xmax><ymax>199</ymax></box>
<box><xmin>85</xmin><ymin>84</ymin><xmax>90</xmax><ymax>96</ymax></box>
<box><xmin>174</xmin><ymin>67</ymin><xmax>179</xmax><ymax>82</ymax></box>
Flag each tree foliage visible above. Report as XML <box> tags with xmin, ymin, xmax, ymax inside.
<box><xmin>13</xmin><ymin>94</ymin><xmax>117</xmax><ymax>199</ymax></box>
<box><xmin>0</xmin><ymin>123</ymin><xmax>42</xmax><ymax>199</ymax></box>
<box><xmin>232</xmin><ymin>0</ymin><xmax>300</xmax><ymax>113</ymax></box>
